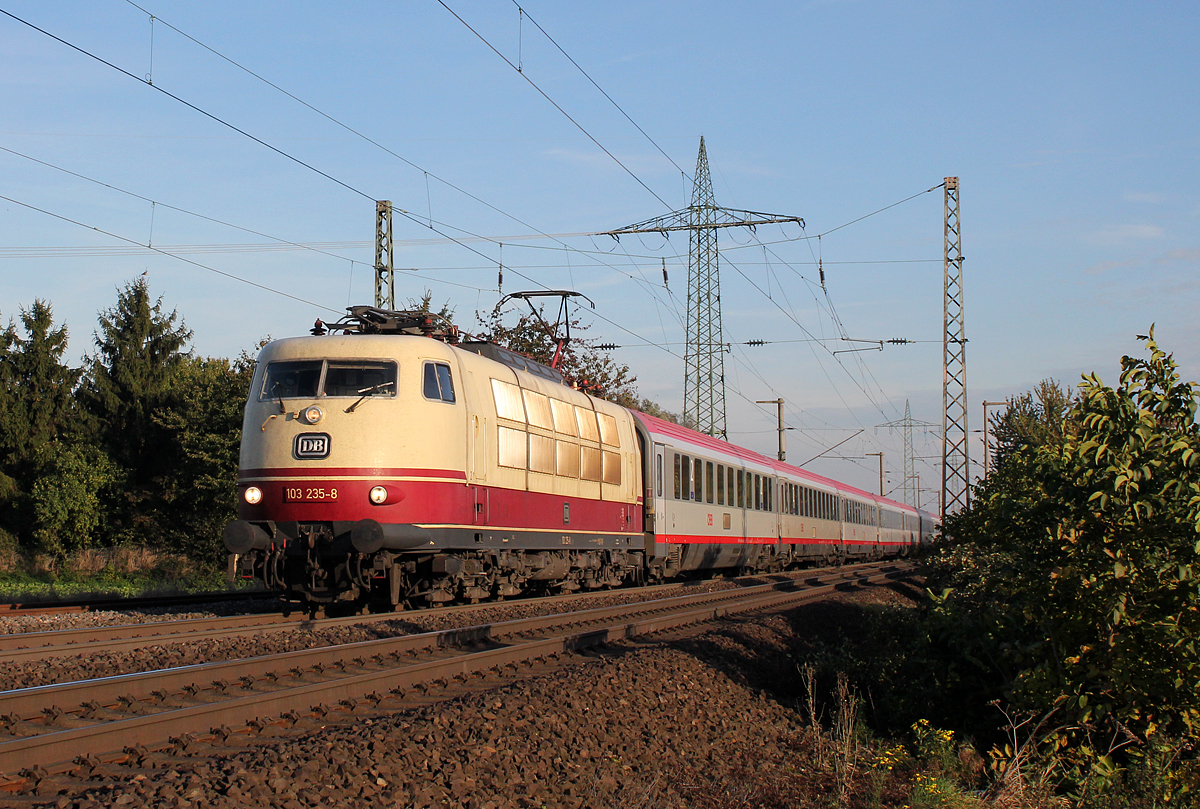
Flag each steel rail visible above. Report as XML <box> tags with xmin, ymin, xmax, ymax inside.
<box><xmin>0</xmin><ymin>562</ymin><xmax>913</xmax><ymax>777</ymax></box>
<box><xmin>0</xmin><ymin>564</ymin><xmax>878</xmax><ymax>659</ymax></box>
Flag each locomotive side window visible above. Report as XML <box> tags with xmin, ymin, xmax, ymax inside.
<box><xmin>497</xmin><ymin>426</ymin><xmax>526</xmax><ymax>469</ymax></box>
<box><xmin>523</xmin><ymin>390</ymin><xmax>553</xmax><ymax>429</ymax></box>
<box><xmin>717</xmin><ymin>464</ymin><xmax>725</xmax><ymax>505</ymax></box>
<box><xmin>581</xmin><ymin>446</ymin><xmax>603</xmax><ymax>481</ymax></box>
<box><xmin>557</xmin><ymin>441</ymin><xmax>580</xmax><ymax>478</ymax></box>
<box><xmin>597</xmin><ymin>413</ymin><xmax>620</xmax><ymax>447</ymax></box>
<box><xmin>706</xmin><ymin>462</ymin><xmax>714</xmax><ymax>504</ymax></box>
<box><xmin>259</xmin><ymin>360</ymin><xmax>323</xmax><ymax>400</ymax></box>
<box><xmin>492</xmin><ymin>379</ymin><xmax>526</xmax><ymax>422</ymax></box>
<box><xmin>529</xmin><ymin>433</ymin><xmax>555</xmax><ymax>474</ymax></box>
<box><xmin>674</xmin><ymin>454</ymin><xmax>681</xmax><ymax>499</ymax></box>
<box><xmin>551</xmin><ymin>399</ymin><xmax>577</xmax><ymax>435</ymax></box>
<box><xmin>576</xmin><ymin>407</ymin><xmax>600</xmax><ymax>442</ymax></box>
<box><xmin>602</xmin><ymin>451</ymin><xmax>622</xmax><ymax>485</ymax></box>
<box><xmin>421</xmin><ymin>362</ymin><xmax>456</xmax><ymax>403</ymax></box>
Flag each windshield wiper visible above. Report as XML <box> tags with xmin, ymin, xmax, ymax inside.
<box><xmin>345</xmin><ymin>381</ymin><xmax>395</xmax><ymax>413</ymax></box>
<box><xmin>270</xmin><ymin>382</ymin><xmax>286</xmax><ymax>414</ymax></box>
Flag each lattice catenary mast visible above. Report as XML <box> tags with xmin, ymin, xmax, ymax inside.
<box><xmin>600</xmin><ymin>138</ymin><xmax>803</xmax><ymax>439</ymax></box>
<box><xmin>941</xmin><ymin>177</ymin><xmax>969</xmax><ymax>520</ymax></box>
<box><xmin>374</xmin><ymin>200</ymin><xmax>395</xmax><ymax>310</ymax></box>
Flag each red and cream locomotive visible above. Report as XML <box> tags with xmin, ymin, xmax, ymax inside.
<box><xmin>224</xmin><ymin>307</ymin><xmax>935</xmax><ymax>609</ymax></box>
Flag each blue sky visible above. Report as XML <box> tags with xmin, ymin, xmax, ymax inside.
<box><xmin>1</xmin><ymin>1</ymin><xmax>1197</xmax><ymax>503</ymax></box>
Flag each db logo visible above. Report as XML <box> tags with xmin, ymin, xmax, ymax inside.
<box><xmin>707</xmin><ymin>514</ymin><xmax>713</xmax><ymax>526</ymax></box>
<box><xmin>294</xmin><ymin>433</ymin><xmax>331</xmax><ymax>459</ymax></box>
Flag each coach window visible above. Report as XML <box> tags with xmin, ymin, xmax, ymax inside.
<box><xmin>728</xmin><ymin>468</ymin><xmax>736</xmax><ymax>509</ymax></box>
<box><xmin>656</xmin><ymin>454</ymin><xmax>663</xmax><ymax>497</ymax></box>
<box><xmin>423</xmin><ymin>362</ymin><xmax>456</xmax><ymax>403</ymax></box>
<box><xmin>753</xmin><ymin>475</ymin><xmax>761</xmax><ymax>511</ymax></box>
<box><xmin>767</xmin><ymin>479</ymin><xmax>773</xmax><ymax>512</ymax></box>
<box><xmin>681</xmin><ymin>455</ymin><xmax>691</xmax><ymax>500</ymax></box>
<box><xmin>717</xmin><ymin>464</ymin><xmax>725</xmax><ymax>505</ymax></box>
<box><xmin>694</xmin><ymin>460</ymin><xmax>703</xmax><ymax>503</ymax></box>
<box><xmin>673</xmin><ymin>454</ymin><xmax>681</xmax><ymax>499</ymax></box>
<box><xmin>736</xmin><ymin>470</ymin><xmax>744</xmax><ymax>508</ymax></box>
<box><xmin>706</xmin><ymin>462</ymin><xmax>715</xmax><ymax>505</ymax></box>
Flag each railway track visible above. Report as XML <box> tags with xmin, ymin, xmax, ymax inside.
<box><xmin>0</xmin><ymin>564</ymin><xmax>866</xmax><ymax>659</ymax></box>
<box><xmin>0</xmin><ymin>561</ymin><xmax>914</xmax><ymax>785</ymax></box>
<box><xmin>0</xmin><ymin>589</ymin><xmax>276</xmax><ymax>616</ymax></box>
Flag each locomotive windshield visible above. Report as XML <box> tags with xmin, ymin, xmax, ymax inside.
<box><xmin>259</xmin><ymin>359</ymin><xmax>397</xmax><ymax>400</ymax></box>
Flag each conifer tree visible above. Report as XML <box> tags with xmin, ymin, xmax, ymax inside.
<box><xmin>81</xmin><ymin>278</ymin><xmax>193</xmax><ymax>479</ymax></box>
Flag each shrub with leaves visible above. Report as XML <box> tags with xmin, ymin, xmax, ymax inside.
<box><xmin>934</xmin><ymin>329</ymin><xmax>1200</xmax><ymax>791</ymax></box>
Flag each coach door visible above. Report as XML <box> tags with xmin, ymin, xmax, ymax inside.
<box><xmin>652</xmin><ymin>443</ymin><xmax>666</xmax><ymax>533</ymax></box>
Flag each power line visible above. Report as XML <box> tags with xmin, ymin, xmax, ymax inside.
<box><xmin>0</xmin><ymin>8</ymin><xmax>375</xmax><ymax>203</ymax></box>
<box><xmin>0</xmin><ymin>192</ymin><xmax>340</xmax><ymax>313</ymax></box>
<box><xmin>435</xmin><ymin>0</ymin><xmax>672</xmax><ymax>210</ymax></box>
<box><xmin>509</xmin><ymin>1</ymin><xmax>690</xmax><ymax>180</ymax></box>
<box><xmin>0</xmin><ymin>143</ymin><xmax>364</xmax><ymax>266</ymax></box>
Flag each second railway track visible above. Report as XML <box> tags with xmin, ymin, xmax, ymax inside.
<box><xmin>0</xmin><ymin>561</ymin><xmax>914</xmax><ymax>782</ymax></box>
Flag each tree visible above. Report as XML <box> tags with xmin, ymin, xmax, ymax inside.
<box><xmin>153</xmin><ymin>352</ymin><xmax>257</xmax><ymax>563</ymax></box>
<box><xmin>0</xmin><ymin>301</ymin><xmax>87</xmax><ymax>549</ymax></box>
<box><xmin>988</xmin><ymin>379</ymin><xmax>1073</xmax><ymax>474</ymax></box>
<box><xmin>80</xmin><ymin>278</ymin><xmax>192</xmax><ymax>478</ymax></box>
<box><xmin>933</xmin><ymin>330</ymin><xmax>1200</xmax><ymax>788</ymax></box>
<box><xmin>0</xmin><ymin>301</ymin><xmax>83</xmax><ymax>470</ymax></box>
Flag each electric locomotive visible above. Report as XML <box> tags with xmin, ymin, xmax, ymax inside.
<box><xmin>224</xmin><ymin>307</ymin><xmax>935</xmax><ymax>609</ymax></box>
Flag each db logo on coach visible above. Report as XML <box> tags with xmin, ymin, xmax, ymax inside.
<box><xmin>294</xmin><ymin>433</ymin><xmax>331</xmax><ymax>460</ymax></box>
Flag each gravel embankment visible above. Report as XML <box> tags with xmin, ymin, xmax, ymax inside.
<box><xmin>6</xmin><ymin>577</ymin><xmax>923</xmax><ymax>809</ymax></box>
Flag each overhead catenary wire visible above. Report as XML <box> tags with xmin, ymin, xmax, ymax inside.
<box><xmin>435</xmin><ymin>0</ymin><xmax>673</xmax><ymax>211</ymax></box>
<box><xmin>0</xmin><ymin>9</ymin><xmax>375</xmax><ymax>204</ymax></box>
<box><xmin>0</xmin><ymin>192</ymin><xmax>340</xmax><ymax>314</ymax></box>
<box><xmin>507</xmin><ymin>1</ymin><xmax>690</xmax><ymax>181</ymax></box>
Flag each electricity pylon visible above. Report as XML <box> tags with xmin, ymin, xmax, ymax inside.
<box><xmin>877</xmin><ymin>400</ymin><xmax>938</xmax><ymax>508</ymax></box>
<box><xmin>600</xmin><ymin>137</ymin><xmax>803</xmax><ymax>439</ymax></box>
<box><xmin>941</xmin><ymin>177</ymin><xmax>969</xmax><ymax>520</ymax></box>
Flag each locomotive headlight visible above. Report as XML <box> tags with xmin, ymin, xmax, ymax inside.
<box><xmin>369</xmin><ymin>486</ymin><xmax>388</xmax><ymax>505</ymax></box>
<box><xmin>302</xmin><ymin>405</ymin><xmax>324</xmax><ymax>425</ymax></box>
<box><xmin>243</xmin><ymin>486</ymin><xmax>263</xmax><ymax>505</ymax></box>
